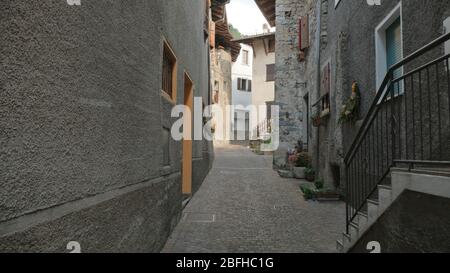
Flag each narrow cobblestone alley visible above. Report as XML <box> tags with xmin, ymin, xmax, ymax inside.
<box><xmin>163</xmin><ymin>144</ymin><xmax>345</xmax><ymax>253</ymax></box>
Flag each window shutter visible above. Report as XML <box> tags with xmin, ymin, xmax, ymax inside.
<box><xmin>321</xmin><ymin>62</ymin><xmax>331</xmax><ymax>95</ymax></box>
<box><xmin>210</xmin><ymin>21</ymin><xmax>215</xmax><ymax>48</ymax></box>
<box><xmin>266</xmin><ymin>64</ymin><xmax>275</xmax><ymax>82</ymax></box>
<box><xmin>386</xmin><ymin>18</ymin><xmax>402</xmax><ymax>79</ymax></box>
<box><xmin>299</xmin><ymin>15</ymin><xmax>309</xmax><ymax>50</ymax></box>
<box><xmin>248</xmin><ymin>80</ymin><xmax>252</xmax><ymax>92</ymax></box>
<box><xmin>238</xmin><ymin>78</ymin><xmax>242</xmax><ymax>90</ymax></box>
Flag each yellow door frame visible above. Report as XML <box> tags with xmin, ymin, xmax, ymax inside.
<box><xmin>182</xmin><ymin>72</ymin><xmax>194</xmax><ymax>195</ymax></box>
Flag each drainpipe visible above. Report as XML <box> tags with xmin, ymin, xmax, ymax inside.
<box><xmin>314</xmin><ymin>0</ymin><xmax>322</xmax><ymax>172</ymax></box>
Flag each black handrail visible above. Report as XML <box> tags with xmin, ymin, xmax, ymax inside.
<box><xmin>344</xmin><ymin>32</ymin><xmax>450</xmax><ymax>164</ymax></box>
<box><xmin>344</xmin><ymin>32</ymin><xmax>450</xmax><ymax>234</ymax></box>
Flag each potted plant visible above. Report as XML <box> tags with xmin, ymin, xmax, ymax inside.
<box><xmin>311</xmin><ymin>112</ymin><xmax>322</xmax><ymax>127</ymax></box>
<box><xmin>292</xmin><ymin>152</ymin><xmax>311</xmax><ymax>179</ymax></box>
<box><xmin>300</xmin><ymin>185</ymin><xmax>316</xmax><ymax>201</ymax></box>
<box><xmin>300</xmin><ymin>179</ymin><xmax>341</xmax><ymax>201</ymax></box>
<box><xmin>304</xmin><ymin>167</ymin><xmax>316</xmax><ymax>182</ymax></box>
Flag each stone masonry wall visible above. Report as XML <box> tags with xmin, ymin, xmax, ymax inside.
<box><xmin>274</xmin><ymin>0</ymin><xmax>319</xmax><ymax>169</ymax></box>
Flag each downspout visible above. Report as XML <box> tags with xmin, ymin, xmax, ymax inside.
<box><xmin>314</xmin><ymin>0</ymin><xmax>322</xmax><ymax>171</ymax></box>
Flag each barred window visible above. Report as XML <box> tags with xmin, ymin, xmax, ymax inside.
<box><xmin>162</xmin><ymin>41</ymin><xmax>177</xmax><ymax>100</ymax></box>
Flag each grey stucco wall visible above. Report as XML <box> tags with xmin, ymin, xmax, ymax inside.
<box><xmin>0</xmin><ymin>0</ymin><xmax>213</xmax><ymax>252</ymax></box>
<box><xmin>351</xmin><ymin>190</ymin><xmax>450</xmax><ymax>253</ymax></box>
<box><xmin>323</xmin><ymin>0</ymin><xmax>450</xmax><ymax>187</ymax></box>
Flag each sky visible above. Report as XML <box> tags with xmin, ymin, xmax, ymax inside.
<box><xmin>226</xmin><ymin>0</ymin><xmax>275</xmax><ymax>36</ymax></box>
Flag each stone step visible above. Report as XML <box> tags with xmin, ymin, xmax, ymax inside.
<box><xmin>378</xmin><ymin>184</ymin><xmax>393</xmax><ymax>212</ymax></box>
<box><xmin>336</xmin><ymin>239</ymin><xmax>345</xmax><ymax>253</ymax></box>
<box><xmin>356</xmin><ymin>211</ymin><xmax>369</xmax><ymax>235</ymax></box>
<box><xmin>367</xmin><ymin>198</ymin><xmax>379</xmax><ymax>225</ymax></box>
<box><xmin>342</xmin><ymin>232</ymin><xmax>352</xmax><ymax>248</ymax></box>
<box><xmin>349</xmin><ymin>221</ymin><xmax>359</xmax><ymax>239</ymax></box>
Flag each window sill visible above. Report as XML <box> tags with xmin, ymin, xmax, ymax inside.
<box><xmin>320</xmin><ymin>108</ymin><xmax>331</xmax><ymax>118</ymax></box>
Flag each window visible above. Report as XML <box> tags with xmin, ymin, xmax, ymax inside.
<box><xmin>268</xmin><ymin>38</ymin><xmax>275</xmax><ymax>53</ymax></box>
<box><xmin>214</xmin><ymin>80</ymin><xmax>219</xmax><ymax>92</ymax></box>
<box><xmin>445</xmin><ymin>17</ymin><xmax>450</xmax><ymax>55</ymax></box>
<box><xmin>266</xmin><ymin>64</ymin><xmax>275</xmax><ymax>82</ymax></box>
<box><xmin>213</xmin><ymin>81</ymin><xmax>219</xmax><ymax>104</ymax></box>
<box><xmin>242</xmin><ymin>50</ymin><xmax>249</xmax><ymax>65</ymax></box>
<box><xmin>320</xmin><ymin>62</ymin><xmax>331</xmax><ymax>116</ymax></box>
<box><xmin>237</xmin><ymin>78</ymin><xmax>245</xmax><ymax>90</ymax></box>
<box><xmin>303</xmin><ymin>94</ymin><xmax>310</xmax><ymax>146</ymax></box>
<box><xmin>299</xmin><ymin>16</ymin><xmax>309</xmax><ymax>50</ymax></box>
<box><xmin>237</xmin><ymin>78</ymin><xmax>252</xmax><ymax>92</ymax></box>
<box><xmin>162</xmin><ymin>41</ymin><xmax>177</xmax><ymax>101</ymax></box>
<box><xmin>386</xmin><ymin>18</ymin><xmax>402</xmax><ymax>80</ymax></box>
<box><xmin>375</xmin><ymin>3</ymin><xmax>403</xmax><ymax>91</ymax></box>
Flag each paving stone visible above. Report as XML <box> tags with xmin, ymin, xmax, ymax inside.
<box><xmin>162</xmin><ymin>144</ymin><xmax>345</xmax><ymax>253</ymax></box>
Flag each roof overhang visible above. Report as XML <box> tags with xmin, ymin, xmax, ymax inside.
<box><xmin>232</xmin><ymin>32</ymin><xmax>275</xmax><ymax>45</ymax></box>
<box><xmin>211</xmin><ymin>0</ymin><xmax>241</xmax><ymax>62</ymax></box>
<box><xmin>254</xmin><ymin>0</ymin><xmax>276</xmax><ymax>27</ymax></box>
<box><xmin>211</xmin><ymin>0</ymin><xmax>230</xmax><ymax>22</ymax></box>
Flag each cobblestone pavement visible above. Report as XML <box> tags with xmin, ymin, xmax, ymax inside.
<box><xmin>162</xmin><ymin>144</ymin><xmax>345</xmax><ymax>253</ymax></box>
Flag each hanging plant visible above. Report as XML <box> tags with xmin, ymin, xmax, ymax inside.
<box><xmin>338</xmin><ymin>81</ymin><xmax>361</xmax><ymax>125</ymax></box>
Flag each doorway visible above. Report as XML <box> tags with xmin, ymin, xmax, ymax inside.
<box><xmin>182</xmin><ymin>73</ymin><xmax>193</xmax><ymax>195</ymax></box>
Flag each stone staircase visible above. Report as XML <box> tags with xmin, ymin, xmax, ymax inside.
<box><xmin>337</xmin><ymin>177</ymin><xmax>392</xmax><ymax>252</ymax></box>
<box><xmin>337</xmin><ymin>33</ymin><xmax>450</xmax><ymax>253</ymax></box>
<box><xmin>337</xmin><ymin>168</ymin><xmax>450</xmax><ymax>252</ymax></box>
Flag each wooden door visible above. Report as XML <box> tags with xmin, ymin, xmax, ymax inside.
<box><xmin>182</xmin><ymin>73</ymin><xmax>193</xmax><ymax>195</ymax></box>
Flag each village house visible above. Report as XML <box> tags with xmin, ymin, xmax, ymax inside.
<box><xmin>0</xmin><ymin>0</ymin><xmax>217</xmax><ymax>252</ymax></box>
<box><xmin>231</xmin><ymin>44</ymin><xmax>253</xmax><ymax>144</ymax></box>
<box><xmin>233</xmin><ymin>27</ymin><xmax>276</xmax><ymax>142</ymax></box>
<box><xmin>210</xmin><ymin>0</ymin><xmax>242</xmax><ymax>144</ymax></box>
<box><xmin>260</xmin><ymin>0</ymin><xmax>450</xmax><ymax>252</ymax></box>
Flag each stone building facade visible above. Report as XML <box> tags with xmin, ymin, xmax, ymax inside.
<box><xmin>273</xmin><ymin>0</ymin><xmax>319</xmax><ymax>169</ymax></box>
<box><xmin>0</xmin><ymin>0</ymin><xmax>216</xmax><ymax>252</ymax></box>
<box><xmin>231</xmin><ymin>44</ymin><xmax>253</xmax><ymax>143</ymax></box>
<box><xmin>210</xmin><ymin>2</ymin><xmax>241</xmax><ymax>144</ymax></box>
<box><xmin>271</xmin><ymin>0</ymin><xmax>450</xmax><ymax>190</ymax></box>
<box><xmin>234</xmin><ymin>32</ymin><xmax>276</xmax><ymax>140</ymax></box>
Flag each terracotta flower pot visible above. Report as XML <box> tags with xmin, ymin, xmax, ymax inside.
<box><xmin>305</xmin><ymin>173</ymin><xmax>315</xmax><ymax>182</ymax></box>
<box><xmin>293</xmin><ymin>167</ymin><xmax>306</xmax><ymax>179</ymax></box>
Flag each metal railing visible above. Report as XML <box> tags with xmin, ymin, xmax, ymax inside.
<box><xmin>253</xmin><ymin>119</ymin><xmax>272</xmax><ymax>139</ymax></box>
<box><xmin>345</xmin><ymin>33</ymin><xmax>450</xmax><ymax>233</ymax></box>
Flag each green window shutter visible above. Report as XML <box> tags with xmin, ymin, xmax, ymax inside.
<box><xmin>386</xmin><ymin>18</ymin><xmax>402</xmax><ymax>79</ymax></box>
